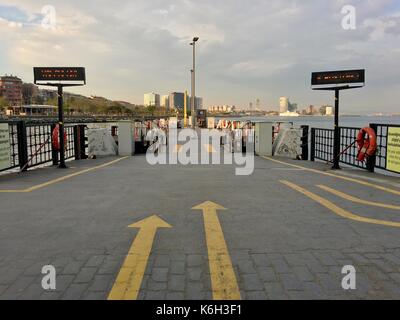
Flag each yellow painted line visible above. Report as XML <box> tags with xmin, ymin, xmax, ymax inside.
<box><xmin>192</xmin><ymin>201</ymin><xmax>241</xmax><ymax>300</ymax></box>
<box><xmin>108</xmin><ymin>215</ymin><xmax>172</xmax><ymax>300</ymax></box>
<box><xmin>0</xmin><ymin>190</ymin><xmax>31</xmax><ymax>193</ymax></box>
<box><xmin>317</xmin><ymin>185</ymin><xmax>400</xmax><ymax>210</ymax></box>
<box><xmin>263</xmin><ymin>156</ymin><xmax>400</xmax><ymax>196</ymax></box>
<box><xmin>281</xmin><ymin>180</ymin><xmax>400</xmax><ymax>228</ymax></box>
<box><xmin>0</xmin><ymin>157</ymin><xmax>128</xmax><ymax>193</ymax></box>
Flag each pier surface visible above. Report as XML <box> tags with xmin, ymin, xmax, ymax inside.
<box><xmin>1</xmin><ymin>153</ymin><xmax>400</xmax><ymax>300</ymax></box>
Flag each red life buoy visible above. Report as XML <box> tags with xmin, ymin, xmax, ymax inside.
<box><xmin>356</xmin><ymin>127</ymin><xmax>377</xmax><ymax>162</ymax></box>
<box><xmin>52</xmin><ymin>124</ymin><xmax>67</xmax><ymax>151</ymax></box>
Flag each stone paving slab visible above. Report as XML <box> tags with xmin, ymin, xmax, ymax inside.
<box><xmin>0</xmin><ymin>152</ymin><xmax>400</xmax><ymax>300</ymax></box>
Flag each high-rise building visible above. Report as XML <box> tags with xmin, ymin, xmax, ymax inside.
<box><xmin>195</xmin><ymin>97</ymin><xmax>203</xmax><ymax>110</ymax></box>
<box><xmin>168</xmin><ymin>92</ymin><xmax>202</xmax><ymax>111</ymax></box>
<box><xmin>144</xmin><ymin>93</ymin><xmax>160</xmax><ymax>107</ymax></box>
<box><xmin>288</xmin><ymin>103</ymin><xmax>298</xmax><ymax>112</ymax></box>
<box><xmin>0</xmin><ymin>75</ymin><xmax>23</xmax><ymax>106</ymax></box>
<box><xmin>279</xmin><ymin>97</ymin><xmax>289</xmax><ymax>113</ymax></box>
<box><xmin>161</xmin><ymin>95</ymin><xmax>169</xmax><ymax>108</ymax></box>
<box><xmin>319</xmin><ymin>105</ymin><xmax>327</xmax><ymax>115</ymax></box>
<box><xmin>325</xmin><ymin>106</ymin><xmax>334</xmax><ymax>116</ymax></box>
<box><xmin>169</xmin><ymin>92</ymin><xmax>185</xmax><ymax>110</ymax></box>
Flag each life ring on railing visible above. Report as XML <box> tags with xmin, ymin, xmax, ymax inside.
<box><xmin>52</xmin><ymin>124</ymin><xmax>67</xmax><ymax>151</ymax></box>
<box><xmin>356</xmin><ymin>127</ymin><xmax>377</xmax><ymax>162</ymax></box>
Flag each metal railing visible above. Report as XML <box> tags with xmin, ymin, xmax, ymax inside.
<box><xmin>311</xmin><ymin>127</ymin><xmax>334</xmax><ymax>164</ymax></box>
<box><xmin>372</xmin><ymin>123</ymin><xmax>400</xmax><ymax>174</ymax></box>
<box><xmin>8</xmin><ymin>123</ymin><xmax>19</xmax><ymax>170</ymax></box>
<box><xmin>311</xmin><ymin>123</ymin><xmax>400</xmax><ymax>174</ymax></box>
<box><xmin>25</xmin><ymin>123</ymin><xmax>53</xmax><ymax>167</ymax></box>
<box><xmin>0</xmin><ymin>120</ymin><xmax>87</xmax><ymax>173</ymax></box>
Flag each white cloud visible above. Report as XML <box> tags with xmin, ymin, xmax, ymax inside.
<box><xmin>0</xmin><ymin>0</ymin><xmax>399</xmax><ymax>112</ymax></box>
<box><xmin>363</xmin><ymin>12</ymin><xmax>400</xmax><ymax>40</ymax></box>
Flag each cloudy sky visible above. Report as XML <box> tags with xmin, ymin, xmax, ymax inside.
<box><xmin>0</xmin><ymin>0</ymin><xmax>399</xmax><ymax>113</ymax></box>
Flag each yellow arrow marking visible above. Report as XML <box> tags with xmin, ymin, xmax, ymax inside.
<box><xmin>192</xmin><ymin>201</ymin><xmax>241</xmax><ymax>300</ymax></box>
<box><xmin>108</xmin><ymin>215</ymin><xmax>172</xmax><ymax>300</ymax></box>
<box><xmin>317</xmin><ymin>185</ymin><xmax>400</xmax><ymax>210</ymax></box>
<box><xmin>281</xmin><ymin>180</ymin><xmax>400</xmax><ymax>228</ymax></box>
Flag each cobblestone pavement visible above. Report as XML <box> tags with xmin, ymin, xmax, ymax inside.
<box><xmin>1</xmin><ymin>153</ymin><xmax>400</xmax><ymax>300</ymax></box>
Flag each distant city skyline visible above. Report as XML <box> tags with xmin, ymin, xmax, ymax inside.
<box><xmin>0</xmin><ymin>1</ymin><xmax>400</xmax><ymax>113</ymax></box>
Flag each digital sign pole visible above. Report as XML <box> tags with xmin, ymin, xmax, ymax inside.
<box><xmin>311</xmin><ymin>69</ymin><xmax>365</xmax><ymax>170</ymax></box>
<box><xmin>34</xmin><ymin>67</ymin><xmax>86</xmax><ymax>169</ymax></box>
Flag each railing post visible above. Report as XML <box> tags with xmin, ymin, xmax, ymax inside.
<box><xmin>367</xmin><ymin>123</ymin><xmax>377</xmax><ymax>173</ymax></box>
<box><xmin>73</xmin><ymin>125</ymin><xmax>88</xmax><ymax>160</ymax></box>
<box><xmin>79</xmin><ymin>125</ymin><xmax>87</xmax><ymax>159</ymax></box>
<box><xmin>310</xmin><ymin>128</ymin><xmax>315</xmax><ymax>162</ymax></box>
<box><xmin>73</xmin><ymin>125</ymin><xmax>80</xmax><ymax>160</ymax></box>
<box><xmin>17</xmin><ymin>121</ymin><xmax>29</xmax><ymax>172</ymax></box>
<box><xmin>51</xmin><ymin>123</ymin><xmax>59</xmax><ymax>165</ymax></box>
<box><xmin>301</xmin><ymin>125</ymin><xmax>309</xmax><ymax>161</ymax></box>
<box><xmin>332</xmin><ymin>89</ymin><xmax>341</xmax><ymax>169</ymax></box>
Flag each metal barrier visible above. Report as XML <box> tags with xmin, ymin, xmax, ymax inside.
<box><xmin>310</xmin><ymin>128</ymin><xmax>334</xmax><ymax>163</ymax></box>
<box><xmin>339</xmin><ymin>126</ymin><xmax>368</xmax><ymax>170</ymax></box>
<box><xmin>372</xmin><ymin>123</ymin><xmax>400</xmax><ymax>174</ymax></box>
<box><xmin>311</xmin><ymin>123</ymin><xmax>400</xmax><ymax>174</ymax></box>
<box><xmin>26</xmin><ymin>123</ymin><xmax>53</xmax><ymax>167</ymax></box>
<box><xmin>0</xmin><ymin>120</ymin><xmax>87</xmax><ymax>173</ymax></box>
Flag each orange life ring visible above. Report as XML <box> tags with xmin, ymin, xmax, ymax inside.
<box><xmin>356</xmin><ymin>127</ymin><xmax>377</xmax><ymax>162</ymax></box>
<box><xmin>52</xmin><ymin>124</ymin><xmax>67</xmax><ymax>151</ymax></box>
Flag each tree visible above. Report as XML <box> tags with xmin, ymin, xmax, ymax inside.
<box><xmin>46</xmin><ymin>96</ymin><xmax>58</xmax><ymax>106</ymax></box>
<box><xmin>22</xmin><ymin>83</ymin><xmax>39</xmax><ymax>105</ymax></box>
<box><xmin>147</xmin><ymin>105</ymin><xmax>156</xmax><ymax>116</ymax></box>
<box><xmin>0</xmin><ymin>96</ymin><xmax>9</xmax><ymax>112</ymax></box>
<box><xmin>33</xmin><ymin>95</ymin><xmax>44</xmax><ymax>105</ymax></box>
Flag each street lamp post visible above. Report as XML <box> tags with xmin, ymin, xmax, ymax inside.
<box><xmin>190</xmin><ymin>37</ymin><xmax>199</xmax><ymax>129</ymax></box>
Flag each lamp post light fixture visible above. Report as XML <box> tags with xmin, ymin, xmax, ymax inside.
<box><xmin>190</xmin><ymin>37</ymin><xmax>199</xmax><ymax>129</ymax></box>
